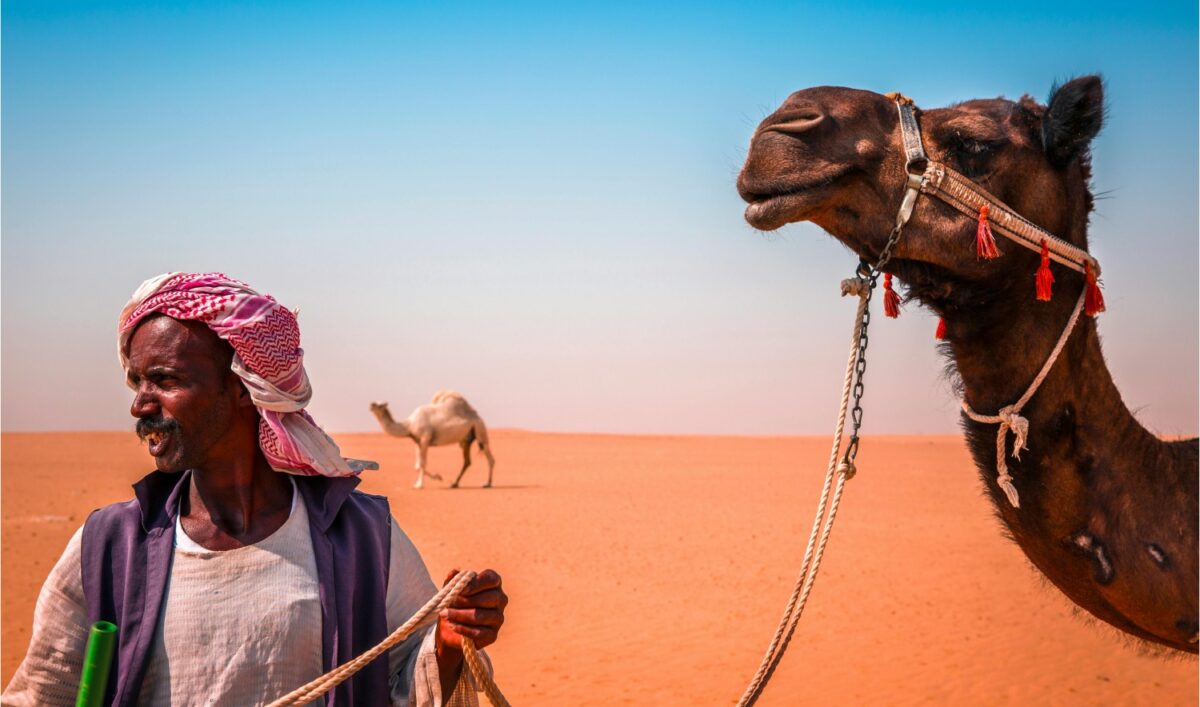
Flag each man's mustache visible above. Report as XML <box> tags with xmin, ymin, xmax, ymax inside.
<box><xmin>136</xmin><ymin>416</ymin><xmax>180</xmax><ymax>442</ymax></box>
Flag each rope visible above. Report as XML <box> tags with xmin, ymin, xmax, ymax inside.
<box><xmin>961</xmin><ymin>287</ymin><xmax>1087</xmax><ymax>508</ymax></box>
<box><xmin>463</xmin><ymin>636</ymin><xmax>509</xmax><ymax>707</ymax></box>
<box><xmin>735</xmin><ymin>279</ymin><xmax>870</xmax><ymax>707</ymax></box>
<box><xmin>266</xmin><ymin>570</ymin><xmax>510</xmax><ymax>707</ymax></box>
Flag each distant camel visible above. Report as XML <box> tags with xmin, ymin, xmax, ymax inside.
<box><xmin>369</xmin><ymin>391</ymin><xmax>496</xmax><ymax>489</ymax></box>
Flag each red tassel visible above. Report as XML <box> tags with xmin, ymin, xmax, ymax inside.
<box><xmin>883</xmin><ymin>273</ymin><xmax>901</xmax><ymax>318</ymax></box>
<box><xmin>1035</xmin><ymin>239</ymin><xmax>1054</xmax><ymax>301</ymax></box>
<box><xmin>1084</xmin><ymin>260</ymin><xmax>1105</xmax><ymax>316</ymax></box>
<box><xmin>935</xmin><ymin>317</ymin><xmax>947</xmax><ymax>340</ymax></box>
<box><xmin>976</xmin><ymin>204</ymin><xmax>1000</xmax><ymax>259</ymax></box>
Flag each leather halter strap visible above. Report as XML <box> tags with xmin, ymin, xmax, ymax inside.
<box><xmin>889</xmin><ymin>95</ymin><xmax>1101</xmax><ymax>277</ymax></box>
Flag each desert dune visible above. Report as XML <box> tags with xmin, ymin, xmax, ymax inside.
<box><xmin>3</xmin><ymin>431</ymin><xmax>1195</xmax><ymax>705</ymax></box>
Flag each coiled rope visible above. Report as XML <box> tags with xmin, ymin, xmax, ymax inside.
<box><xmin>266</xmin><ymin>569</ymin><xmax>510</xmax><ymax>707</ymax></box>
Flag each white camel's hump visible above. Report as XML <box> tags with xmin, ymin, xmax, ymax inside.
<box><xmin>432</xmin><ymin>389</ymin><xmax>478</xmax><ymax>414</ymax></box>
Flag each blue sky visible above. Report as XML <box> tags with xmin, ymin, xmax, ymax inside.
<box><xmin>3</xmin><ymin>1</ymin><xmax>1196</xmax><ymax>435</ymax></box>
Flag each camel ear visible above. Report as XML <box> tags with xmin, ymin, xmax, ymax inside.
<box><xmin>1042</xmin><ymin>76</ymin><xmax>1104</xmax><ymax>168</ymax></box>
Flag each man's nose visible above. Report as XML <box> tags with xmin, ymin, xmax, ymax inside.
<box><xmin>130</xmin><ymin>384</ymin><xmax>159</xmax><ymax>418</ymax></box>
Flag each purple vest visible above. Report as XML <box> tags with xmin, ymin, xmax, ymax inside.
<box><xmin>81</xmin><ymin>470</ymin><xmax>392</xmax><ymax>706</ymax></box>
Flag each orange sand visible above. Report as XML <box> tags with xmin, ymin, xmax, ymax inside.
<box><xmin>3</xmin><ymin>431</ymin><xmax>1196</xmax><ymax>705</ymax></box>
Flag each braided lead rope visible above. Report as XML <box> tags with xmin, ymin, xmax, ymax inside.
<box><xmin>735</xmin><ymin>281</ymin><xmax>870</xmax><ymax>707</ymax></box>
<box><xmin>463</xmin><ymin>637</ymin><xmax>511</xmax><ymax>707</ymax></box>
<box><xmin>961</xmin><ymin>287</ymin><xmax>1087</xmax><ymax>507</ymax></box>
<box><xmin>266</xmin><ymin>570</ymin><xmax>508</xmax><ymax>707</ymax></box>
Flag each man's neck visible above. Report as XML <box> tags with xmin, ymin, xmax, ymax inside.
<box><xmin>181</xmin><ymin>452</ymin><xmax>294</xmax><ymax>551</ymax></box>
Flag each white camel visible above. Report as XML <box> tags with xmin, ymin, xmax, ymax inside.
<box><xmin>369</xmin><ymin>391</ymin><xmax>496</xmax><ymax>489</ymax></box>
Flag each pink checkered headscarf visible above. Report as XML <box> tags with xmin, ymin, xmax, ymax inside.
<box><xmin>118</xmin><ymin>272</ymin><xmax>376</xmax><ymax>477</ymax></box>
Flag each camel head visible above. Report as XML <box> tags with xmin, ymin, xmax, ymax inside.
<box><xmin>737</xmin><ymin>78</ymin><xmax>1104</xmax><ymax>312</ymax></box>
<box><xmin>368</xmin><ymin>400</ymin><xmax>390</xmax><ymax>418</ymax></box>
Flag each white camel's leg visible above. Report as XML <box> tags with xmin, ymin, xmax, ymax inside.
<box><xmin>417</xmin><ymin>439</ymin><xmax>446</xmax><ymax>482</ymax></box>
<box><xmin>471</xmin><ymin>422</ymin><xmax>496</xmax><ymax>488</ymax></box>
<box><xmin>482</xmin><ymin>444</ymin><xmax>495</xmax><ymax>488</ymax></box>
<box><xmin>451</xmin><ymin>441</ymin><xmax>472</xmax><ymax>488</ymax></box>
<box><xmin>414</xmin><ymin>443</ymin><xmax>430</xmax><ymax>489</ymax></box>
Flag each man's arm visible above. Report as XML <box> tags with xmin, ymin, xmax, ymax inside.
<box><xmin>2</xmin><ymin>527</ymin><xmax>90</xmax><ymax>707</ymax></box>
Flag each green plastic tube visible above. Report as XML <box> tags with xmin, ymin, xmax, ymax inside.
<box><xmin>75</xmin><ymin>621</ymin><xmax>117</xmax><ymax>707</ymax></box>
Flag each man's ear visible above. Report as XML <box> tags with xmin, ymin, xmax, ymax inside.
<box><xmin>1042</xmin><ymin>75</ymin><xmax>1104</xmax><ymax>168</ymax></box>
<box><xmin>227</xmin><ymin>372</ymin><xmax>256</xmax><ymax>408</ymax></box>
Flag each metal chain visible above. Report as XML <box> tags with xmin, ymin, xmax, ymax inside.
<box><xmin>840</xmin><ymin>221</ymin><xmax>905</xmax><ymax>472</ymax></box>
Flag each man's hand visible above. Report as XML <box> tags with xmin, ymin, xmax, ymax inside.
<box><xmin>434</xmin><ymin>568</ymin><xmax>506</xmax><ymax>693</ymax></box>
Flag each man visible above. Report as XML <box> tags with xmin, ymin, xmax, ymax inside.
<box><xmin>3</xmin><ymin>272</ymin><xmax>506</xmax><ymax>706</ymax></box>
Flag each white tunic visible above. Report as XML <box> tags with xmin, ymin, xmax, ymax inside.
<box><xmin>3</xmin><ymin>483</ymin><xmax>486</xmax><ymax>707</ymax></box>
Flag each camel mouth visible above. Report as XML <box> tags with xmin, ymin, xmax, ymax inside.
<box><xmin>740</xmin><ymin>169</ymin><xmax>850</xmax><ymax>231</ymax></box>
<box><xmin>743</xmin><ymin>190</ymin><xmax>825</xmax><ymax>231</ymax></box>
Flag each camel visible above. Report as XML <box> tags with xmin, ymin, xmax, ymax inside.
<box><xmin>369</xmin><ymin>391</ymin><xmax>496</xmax><ymax>489</ymax></box>
<box><xmin>737</xmin><ymin>76</ymin><xmax>1198</xmax><ymax>653</ymax></box>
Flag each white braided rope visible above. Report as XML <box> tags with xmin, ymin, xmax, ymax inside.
<box><xmin>735</xmin><ymin>279</ymin><xmax>870</xmax><ymax>707</ymax></box>
<box><xmin>266</xmin><ymin>570</ymin><xmax>509</xmax><ymax>707</ymax></box>
<box><xmin>961</xmin><ymin>287</ymin><xmax>1087</xmax><ymax>507</ymax></box>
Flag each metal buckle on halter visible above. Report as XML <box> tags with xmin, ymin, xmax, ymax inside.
<box><xmin>895</xmin><ymin>172</ymin><xmax>924</xmax><ymax>228</ymax></box>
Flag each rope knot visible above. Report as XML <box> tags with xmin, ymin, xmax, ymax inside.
<box><xmin>837</xmin><ymin>460</ymin><xmax>857</xmax><ymax>480</ymax></box>
<box><xmin>997</xmin><ymin>406</ymin><xmax>1029</xmax><ymax>459</ymax></box>
<box><xmin>840</xmin><ymin>277</ymin><xmax>870</xmax><ymax>299</ymax></box>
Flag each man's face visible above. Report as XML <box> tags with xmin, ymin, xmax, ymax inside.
<box><xmin>125</xmin><ymin>316</ymin><xmax>242</xmax><ymax>473</ymax></box>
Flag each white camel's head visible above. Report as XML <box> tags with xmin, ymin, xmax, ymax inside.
<box><xmin>369</xmin><ymin>400</ymin><xmax>390</xmax><ymax>415</ymax></box>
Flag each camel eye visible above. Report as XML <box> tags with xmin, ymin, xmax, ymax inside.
<box><xmin>958</xmin><ymin>139</ymin><xmax>992</xmax><ymax>155</ymax></box>
<box><xmin>949</xmin><ymin>137</ymin><xmax>1001</xmax><ymax>177</ymax></box>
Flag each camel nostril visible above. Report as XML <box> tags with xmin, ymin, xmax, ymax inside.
<box><xmin>763</xmin><ymin>111</ymin><xmax>826</xmax><ymax>136</ymax></box>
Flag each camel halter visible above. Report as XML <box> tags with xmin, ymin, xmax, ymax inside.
<box><xmin>885</xmin><ymin>92</ymin><xmax>1106</xmax><ymax>507</ymax></box>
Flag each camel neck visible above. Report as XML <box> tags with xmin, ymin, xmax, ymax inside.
<box><xmin>374</xmin><ymin>411</ymin><xmax>410</xmax><ymax>438</ymax></box>
<box><xmin>947</xmin><ymin>274</ymin><xmax>1154</xmax><ymax>478</ymax></box>
<box><xmin>939</xmin><ymin>272</ymin><xmax>1198</xmax><ymax>652</ymax></box>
